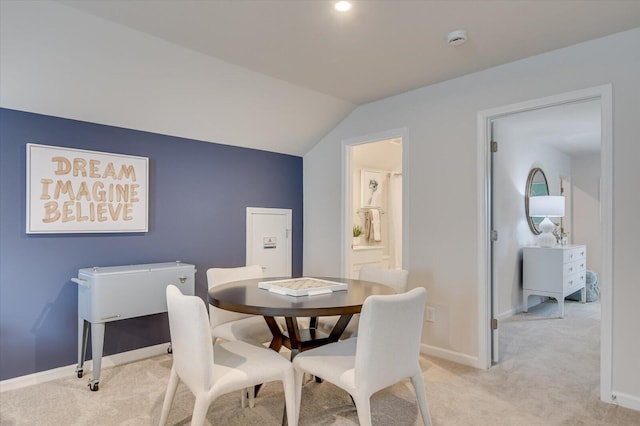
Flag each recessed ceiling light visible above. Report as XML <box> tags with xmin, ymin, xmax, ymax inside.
<box><xmin>335</xmin><ymin>1</ymin><xmax>352</xmax><ymax>12</ymax></box>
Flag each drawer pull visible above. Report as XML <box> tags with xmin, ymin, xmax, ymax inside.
<box><xmin>570</xmin><ymin>254</ymin><xmax>574</xmax><ymax>259</ymax></box>
<box><xmin>581</xmin><ymin>264</ymin><xmax>584</xmax><ymax>268</ymax></box>
<box><xmin>569</xmin><ymin>267</ymin><xmax>573</xmax><ymax>272</ymax></box>
<box><xmin>569</xmin><ymin>280</ymin><xmax>573</xmax><ymax>285</ymax></box>
<box><xmin>581</xmin><ymin>252</ymin><xmax>585</xmax><ymax>256</ymax></box>
<box><xmin>179</xmin><ymin>275</ymin><xmax>187</xmax><ymax>284</ymax></box>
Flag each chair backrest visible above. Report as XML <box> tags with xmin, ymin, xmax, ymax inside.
<box><xmin>206</xmin><ymin>265</ymin><xmax>263</xmax><ymax>330</ymax></box>
<box><xmin>354</xmin><ymin>287</ymin><xmax>427</xmax><ymax>394</ymax></box>
<box><xmin>166</xmin><ymin>285</ymin><xmax>214</xmax><ymax>394</ymax></box>
<box><xmin>358</xmin><ymin>265</ymin><xmax>409</xmax><ymax>293</ymax></box>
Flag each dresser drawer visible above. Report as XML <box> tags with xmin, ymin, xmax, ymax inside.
<box><xmin>564</xmin><ymin>271</ymin><xmax>586</xmax><ymax>293</ymax></box>
<box><xmin>564</xmin><ymin>259</ymin><xmax>586</xmax><ymax>276</ymax></box>
<box><xmin>563</xmin><ymin>246</ymin><xmax>586</xmax><ymax>263</ymax></box>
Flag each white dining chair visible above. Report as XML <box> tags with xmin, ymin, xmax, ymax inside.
<box><xmin>207</xmin><ymin>265</ymin><xmax>274</xmax><ymax>346</ymax></box>
<box><xmin>316</xmin><ymin>265</ymin><xmax>409</xmax><ymax>338</ymax></box>
<box><xmin>207</xmin><ymin>265</ymin><xmax>277</xmax><ymax>407</ymax></box>
<box><xmin>159</xmin><ymin>285</ymin><xmax>297</xmax><ymax>426</ymax></box>
<box><xmin>358</xmin><ymin>264</ymin><xmax>409</xmax><ymax>293</ymax></box>
<box><xmin>293</xmin><ymin>287</ymin><xmax>431</xmax><ymax>426</ymax></box>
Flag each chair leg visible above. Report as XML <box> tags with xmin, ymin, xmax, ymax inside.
<box><xmin>191</xmin><ymin>396</ymin><xmax>211</xmax><ymax>426</ymax></box>
<box><xmin>283</xmin><ymin>368</ymin><xmax>297</xmax><ymax>426</ymax></box>
<box><xmin>352</xmin><ymin>393</ymin><xmax>372</xmax><ymax>426</ymax></box>
<box><xmin>248</xmin><ymin>387</ymin><xmax>255</xmax><ymax>408</ymax></box>
<box><xmin>158</xmin><ymin>367</ymin><xmax>179</xmax><ymax>426</ymax></box>
<box><xmin>410</xmin><ymin>372</ymin><xmax>432</xmax><ymax>426</ymax></box>
<box><xmin>293</xmin><ymin>369</ymin><xmax>306</xmax><ymax>424</ymax></box>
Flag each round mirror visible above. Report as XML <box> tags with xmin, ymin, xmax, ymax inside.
<box><xmin>525</xmin><ymin>167</ymin><xmax>549</xmax><ymax>235</ymax></box>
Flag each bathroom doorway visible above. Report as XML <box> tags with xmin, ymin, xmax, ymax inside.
<box><xmin>342</xmin><ymin>130</ymin><xmax>405</xmax><ymax>278</ymax></box>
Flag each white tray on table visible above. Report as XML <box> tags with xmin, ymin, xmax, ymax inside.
<box><xmin>258</xmin><ymin>277</ymin><xmax>348</xmax><ymax>297</ymax></box>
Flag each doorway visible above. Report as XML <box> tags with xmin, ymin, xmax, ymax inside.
<box><xmin>341</xmin><ymin>128</ymin><xmax>407</xmax><ymax>278</ymax></box>
<box><xmin>477</xmin><ymin>85</ymin><xmax>613</xmax><ymax>403</ymax></box>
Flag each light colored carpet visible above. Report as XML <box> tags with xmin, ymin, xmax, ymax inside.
<box><xmin>1</xmin><ymin>300</ymin><xmax>639</xmax><ymax>425</ymax></box>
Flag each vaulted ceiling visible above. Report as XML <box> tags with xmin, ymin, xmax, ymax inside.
<box><xmin>59</xmin><ymin>0</ymin><xmax>640</xmax><ymax>105</ymax></box>
<box><xmin>3</xmin><ymin>1</ymin><xmax>640</xmax><ymax>155</ymax></box>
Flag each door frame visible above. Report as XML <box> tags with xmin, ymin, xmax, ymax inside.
<box><xmin>341</xmin><ymin>127</ymin><xmax>409</xmax><ymax>278</ymax></box>
<box><xmin>476</xmin><ymin>85</ymin><xmax>613</xmax><ymax>403</ymax></box>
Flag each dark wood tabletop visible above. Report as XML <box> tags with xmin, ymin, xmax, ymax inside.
<box><xmin>207</xmin><ymin>276</ymin><xmax>395</xmax><ymax>356</ymax></box>
<box><xmin>207</xmin><ymin>276</ymin><xmax>395</xmax><ymax>317</ymax></box>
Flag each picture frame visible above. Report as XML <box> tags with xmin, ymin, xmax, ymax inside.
<box><xmin>26</xmin><ymin>143</ymin><xmax>149</xmax><ymax>234</ymax></box>
<box><xmin>361</xmin><ymin>169</ymin><xmax>385</xmax><ymax>208</ymax></box>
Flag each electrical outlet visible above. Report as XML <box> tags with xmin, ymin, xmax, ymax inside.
<box><xmin>426</xmin><ymin>306</ymin><xmax>436</xmax><ymax>323</ymax></box>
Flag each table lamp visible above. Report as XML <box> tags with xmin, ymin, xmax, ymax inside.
<box><xmin>529</xmin><ymin>195</ymin><xmax>565</xmax><ymax>248</ymax></box>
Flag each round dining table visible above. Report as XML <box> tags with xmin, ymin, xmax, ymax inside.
<box><xmin>207</xmin><ymin>276</ymin><xmax>396</xmax><ymax>357</ymax></box>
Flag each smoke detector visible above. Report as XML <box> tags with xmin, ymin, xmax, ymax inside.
<box><xmin>447</xmin><ymin>30</ymin><xmax>468</xmax><ymax>46</ymax></box>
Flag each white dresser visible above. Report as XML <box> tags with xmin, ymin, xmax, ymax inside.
<box><xmin>523</xmin><ymin>245</ymin><xmax>586</xmax><ymax>318</ymax></box>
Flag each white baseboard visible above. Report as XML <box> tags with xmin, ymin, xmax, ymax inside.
<box><xmin>612</xmin><ymin>391</ymin><xmax>640</xmax><ymax>412</ymax></box>
<box><xmin>0</xmin><ymin>342</ymin><xmax>170</xmax><ymax>393</ymax></box>
<box><xmin>420</xmin><ymin>343</ymin><xmax>482</xmax><ymax>369</ymax></box>
<box><xmin>497</xmin><ymin>308</ymin><xmax>517</xmax><ymax>322</ymax></box>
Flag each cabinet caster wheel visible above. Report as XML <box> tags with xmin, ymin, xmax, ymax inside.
<box><xmin>167</xmin><ymin>345</ymin><xmax>172</xmax><ymax>354</ymax></box>
<box><xmin>89</xmin><ymin>382</ymin><xmax>99</xmax><ymax>391</ymax></box>
<box><xmin>77</xmin><ymin>370</ymin><xmax>83</xmax><ymax>378</ymax></box>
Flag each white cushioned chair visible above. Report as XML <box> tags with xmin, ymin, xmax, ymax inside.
<box><xmin>207</xmin><ymin>265</ymin><xmax>276</xmax><ymax>407</ymax></box>
<box><xmin>293</xmin><ymin>287</ymin><xmax>431</xmax><ymax>426</ymax></box>
<box><xmin>159</xmin><ymin>285</ymin><xmax>297</xmax><ymax>426</ymax></box>
<box><xmin>317</xmin><ymin>265</ymin><xmax>409</xmax><ymax>338</ymax></box>
<box><xmin>358</xmin><ymin>264</ymin><xmax>409</xmax><ymax>293</ymax></box>
<box><xmin>207</xmin><ymin>265</ymin><xmax>274</xmax><ymax>346</ymax></box>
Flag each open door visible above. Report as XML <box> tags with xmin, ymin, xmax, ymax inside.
<box><xmin>489</xmin><ymin>121</ymin><xmax>499</xmax><ymax>364</ymax></box>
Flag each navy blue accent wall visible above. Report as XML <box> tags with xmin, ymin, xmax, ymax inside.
<box><xmin>0</xmin><ymin>108</ymin><xmax>303</xmax><ymax>381</ymax></box>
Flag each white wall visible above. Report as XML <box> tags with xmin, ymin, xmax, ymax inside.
<box><xmin>572</xmin><ymin>154</ymin><xmax>602</xmax><ymax>275</ymax></box>
<box><xmin>304</xmin><ymin>28</ymin><xmax>640</xmax><ymax>406</ymax></box>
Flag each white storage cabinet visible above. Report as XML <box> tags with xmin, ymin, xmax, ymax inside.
<box><xmin>72</xmin><ymin>261</ymin><xmax>195</xmax><ymax>391</ymax></box>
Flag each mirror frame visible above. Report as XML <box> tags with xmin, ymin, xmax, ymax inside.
<box><xmin>525</xmin><ymin>167</ymin><xmax>549</xmax><ymax>235</ymax></box>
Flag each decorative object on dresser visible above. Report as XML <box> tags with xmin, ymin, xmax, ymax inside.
<box><xmin>528</xmin><ymin>195</ymin><xmax>565</xmax><ymax>248</ymax></box>
<box><xmin>352</xmin><ymin>224</ymin><xmax>363</xmax><ymax>245</ymax></box>
<box><xmin>523</xmin><ymin>245</ymin><xmax>586</xmax><ymax>318</ymax></box>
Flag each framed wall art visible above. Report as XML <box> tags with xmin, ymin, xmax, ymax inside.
<box><xmin>361</xmin><ymin>169</ymin><xmax>385</xmax><ymax>208</ymax></box>
<box><xmin>26</xmin><ymin>144</ymin><xmax>149</xmax><ymax>233</ymax></box>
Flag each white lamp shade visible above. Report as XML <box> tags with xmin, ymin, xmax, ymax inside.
<box><xmin>529</xmin><ymin>195</ymin><xmax>565</xmax><ymax>217</ymax></box>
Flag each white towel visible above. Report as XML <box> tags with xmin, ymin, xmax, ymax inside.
<box><xmin>371</xmin><ymin>209</ymin><xmax>381</xmax><ymax>242</ymax></box>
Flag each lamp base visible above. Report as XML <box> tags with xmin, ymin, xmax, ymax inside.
<box><xmin>537</xmin><ymin>232</ymin><xmax>557</xmax><ymax>248</ymax></box>
<box><xmin>537</xmin><ymin>217</ymin><xmax>557</xmax><ymax>248</ymax></box>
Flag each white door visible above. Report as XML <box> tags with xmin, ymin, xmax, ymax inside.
<box><xmin>246</xmin><ymin>208</ymin><xmax>292</xmax><ymax>278</ymax></box>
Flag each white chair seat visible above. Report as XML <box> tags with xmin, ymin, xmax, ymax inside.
<box><xmin>211</xmin><ymin>315</ymin><xmax>274</xmax><ymax>347</ymax></box>
<box><xmin>291</xmin><ymin>338</ymin><xmax>357</xmax><ymax>391</ymax></box>
<box><xmin>212</xmin><ymin>340</ymin><xmax>291</xmax><ymax>391</ymax></box>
